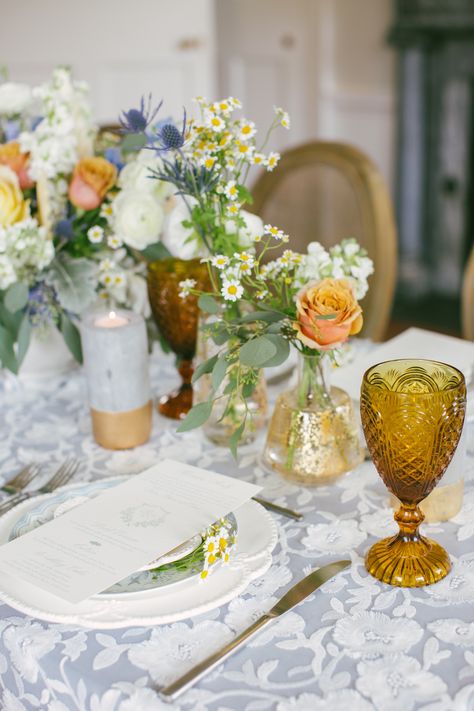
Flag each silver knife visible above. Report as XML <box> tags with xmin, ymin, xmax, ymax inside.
<box><xmin>159</xmin><ymin>559</ymin><xmax>351</xmax><ymax>702</ymax></box>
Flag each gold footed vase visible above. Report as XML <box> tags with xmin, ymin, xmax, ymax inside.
<box><xmin>361</xmin><ymin>359</ymin><xmax>466</xmax><ymax>587</ymax></box>
<box><xmin>263</xmin><ymin>353</ymin><xmax>363</xmax><ymax>485</ymax></box>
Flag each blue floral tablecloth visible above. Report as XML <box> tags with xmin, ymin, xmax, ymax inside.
<box><xmin>1</xmin><ymin>351</ymin><xmax>474</xmax><ymax>711</ymax></box>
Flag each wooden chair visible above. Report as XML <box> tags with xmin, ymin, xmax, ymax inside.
<box><xmin>251</xmin><ymin>141</ymin><xmax>398</xmax><ymax>341</ymax></box>
<box><xmin>462</xmin><ymin>245</ymin><xmax>474</xmax><ymax>340</ymax></box>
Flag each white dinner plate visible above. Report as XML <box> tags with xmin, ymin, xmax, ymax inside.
<box><xmin>0</xmin><ymin>487</ymin><xmax>278</xmax><ymax>628</ymax></box>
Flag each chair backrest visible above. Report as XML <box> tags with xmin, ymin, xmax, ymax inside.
<box><xmin>251</xmin><ymin>141</ymin><xmax>398</xmax><ymax>341</ymax></box>
<box><xmin>462</xmin><ymin>245</ymin><xmax>474</xmax><ymax>340</ymax></box>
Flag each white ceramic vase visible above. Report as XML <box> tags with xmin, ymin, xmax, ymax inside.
<box><xmin>17</xmin><ymin>326</ymin><xmax>77</xmax><ymax>381</ymax></box>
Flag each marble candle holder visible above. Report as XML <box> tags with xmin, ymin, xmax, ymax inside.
<box><xmin>81</xmin><ymin>310</ymin><xmax>152</xmax><ymax>449</ymax></box>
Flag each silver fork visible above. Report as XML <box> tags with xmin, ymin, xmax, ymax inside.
<box><xmin>1</xmin><ymin>463</ymin><xmax>42</xmax><ymax>496</ymax></box>
<box><xmin>0</xmin><ymin>459</ymin><xmax>80</xmax><ymax>517</ymax></box>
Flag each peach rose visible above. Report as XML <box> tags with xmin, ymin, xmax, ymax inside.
<box><xmin>0</xmin><ymin>141</ymin><xmax>34</xmax><ymax>189</ymax></box>
<box><xmin>68</xmin><ymin>157</ymin><xmax>117</xmax><ymax>210</ymax></box>
<box><xmin>294</xmin><ymin>278</ymin><xmax>363</xmax><ymax>350</ymax></box>
<box><xmin>0</xmin><ymin>165</ymin><xmax>29</xmax><ymax>227</ymax></box>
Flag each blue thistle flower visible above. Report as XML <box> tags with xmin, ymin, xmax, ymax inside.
<box><xmin>55</xmin><ymin>219</ymin><xmax>74</xmax><ymax>240</ymax></box>
<box><xmin>153</xmin><ymin>109</ymin><xmax>187</xmax><ymax>152</ymax></box>
<box><xmin>119</xmin><ymin>95</ymin><xmax>163</xmax><ymax>134</ymax></box>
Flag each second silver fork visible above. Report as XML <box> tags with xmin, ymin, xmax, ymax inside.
<box><xmin>0</xmin><ymin>459</ymin><xmax>80</xmax><ymax>517</ymax></box>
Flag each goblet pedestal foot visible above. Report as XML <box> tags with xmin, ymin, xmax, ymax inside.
<box><xmin>157</xmin><ymin>360</ymin><xmax>193</xmax><ymax>420</ymax></box>
<box><xmin>366</xmin><ymin>534</ymin><xmax>451</xmax><ymax>587</ymax></box>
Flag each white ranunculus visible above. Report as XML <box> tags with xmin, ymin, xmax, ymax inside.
<box><xmin>113</xmin><ymin>190</ymin><xmax>164</xmax><ymax>250</ymax></box>
<box><xmin>161</xmin><ymin>197</ymin><xmax>204</xmax><ymax>260</ymax></box>
<box><xmin>119</xmin><ymin>150</ymin><xmax>172</xmax><ymax>201</ymax></box>
<box><xmin>0</xmin><ymin>82</ymin><xmax>32</xmax><ymax>115</ymax></box>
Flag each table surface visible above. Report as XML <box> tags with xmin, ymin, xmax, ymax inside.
<box><xmin>1</xmin><ymin>351</ymin><xmax>474</xmax><ymax>711</ymax></box>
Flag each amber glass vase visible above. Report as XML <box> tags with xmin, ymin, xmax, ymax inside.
<box><xmin>360</xmin><ymin>359</ymin><xmax>466</xmax><ymax>587</ymax></box>
<box><xmin>147</xmin><ymin>258</ymin><xmax>210</xmax><ymax>419</ymax></box>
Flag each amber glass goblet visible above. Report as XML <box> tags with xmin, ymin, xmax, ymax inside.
<box><xmin>147</xmin><ymin>258</ymin><xmax>210</xmax><ymax>420</ymax></box>
<box><xmin>360</xmin><ymin>359</ymin><xmax>466</xmax><ymax>587</ymax></box>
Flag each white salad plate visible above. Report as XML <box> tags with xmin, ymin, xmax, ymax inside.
<box><xmin>0</xmin><ymin>478</ymin><xmax>278</xmax><ymax>629</ymax></box>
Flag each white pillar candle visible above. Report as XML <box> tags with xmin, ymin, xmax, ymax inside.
<box><xmin>81</xmin><ymin>309</ymin><xmax>152</xmax><ymax>449</ymax></box>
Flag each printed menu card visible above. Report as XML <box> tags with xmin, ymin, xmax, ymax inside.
<box><xmin>0</xmin><ymin>459</ymin><xmax>261</xmax><ymax>604</ymax></box>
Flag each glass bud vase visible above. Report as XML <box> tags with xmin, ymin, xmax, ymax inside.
<box><xmin>195</xmin><ymin>316</ymin><xmax>268</xmax><ymax>446</ymax></box>
<box><xmin>262</xmin><ymin>352</ymin><xmax>363</xmax><ymax>485</ymax></box>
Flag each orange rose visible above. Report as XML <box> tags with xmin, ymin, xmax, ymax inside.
<box><xmin>0</xmin><ymin>141</ymin><xmax>33</xmax><ymax>189</ymax></box>
<box><xmin>68</xmin><ymin>157</ymin><xmax>117</xmax><ymax>210</ymax></box>
<box><xmin>294</xmin><ymin>278</ymin><xmax>363</xmax><ymax>350</ymax></box>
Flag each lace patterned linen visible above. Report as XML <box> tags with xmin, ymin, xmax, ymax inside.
<box><xmin>1</xmin><ymin>350</ymin><xmax>474</xmax><ymax>710</ymax></box>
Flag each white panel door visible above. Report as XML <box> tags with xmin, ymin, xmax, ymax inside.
<box><xmin>1</xmin><ymin>0</ymin><xmax>217</xmax><ymax>123</ymax></box>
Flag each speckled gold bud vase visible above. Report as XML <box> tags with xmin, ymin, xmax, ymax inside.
<box><xmin>263</xmin><ymin>353</ymin><xmax>363</xmax><ymax>485</ymax></box>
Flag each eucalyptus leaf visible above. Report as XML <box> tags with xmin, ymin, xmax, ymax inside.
<box><xmin>121</xmin><ymin>133</ymin><xmax>147</xmax><ymax>153</ymax></box>
<box><xmin>45</xmin><ymin>256</ymin><xmax>97</xmax><ymax>314</ymax></box>
<box><xmin>60</xmin><ymin>313</ymin><xmax>83</xmax><ymax>363</ymax></box>
<box><xmin>16</xmin><ymin>315</ymin><xmax>32</xmax><ymax>366</ymax></box>
<box><xmin>261</xmin><ymin>334</ymin><xmax>290</xmax><ymax>368</ymax></box>
<box><xmin>0</xmin><ymin>303</ymin><xmax>23</xmax><ymax>338</ymax></box>
<box><xmin>4</xmin><ymin>282</ymin><xmax>28</xmax><ymax>313</ymax></box>
<box><xmin>141</xmin><ymin>242</ymin><xmax>172</xmax><ymax>262</ymax></box>
<box><xmin>177</xmin><ymin>401</ymin><xmax>213</xmax><ymax>432</ymax></box>
<box><xmin>239</xmin><ymin>310</ymin><xmax>285</xmax><ymax>324</ymax></box>
<box><xmin>192</xmin><ymin>354</ymin><xmax>218</xmax><ymax>384</ymax></box>
<box><xmin>0</xmin><ymin>324</ymin><xmax>18</xmax><ymax>373</ymax></box>
<box><xmin>211</xmin><ymin>355</ymin><xmax>228</xmax><ymax>392</ymax></box>
<box><xmin>240</xmin><ymin>336</ymin><xmax>277</xmax><ymax>368</ymax></box>
<box><xmin>210</xmin><ymin>324</ymin><xmax>230</xmax><ymax>346</ymax></box>
<box><xmin>242</xmin><ymin>381</ymin><xmax>256</xmax><ymax>398</ymax></box>
<box><xmin>198</xmin><ymin>294</ymin><xmax>219</xmax><ymax>315</ymax></box>
<box><xmin>229</xmin><ymin>420</ymin><xmax>246</xmax><ymax>460</ymax></box>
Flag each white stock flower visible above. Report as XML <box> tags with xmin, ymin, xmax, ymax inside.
<box><xmin>0</xmin><ymin>82</ymin><xmax>32</xmax><ymax>115</ymax></box>
<box><xmin>113</xmin><ymin>190</ymin><xmax>164</xmax><ymax>250</ymax></box>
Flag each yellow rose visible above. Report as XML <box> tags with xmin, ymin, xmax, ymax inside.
<box><xmin>0</xmin><ymin>165</ymin><xmax>29</xmax><ymax>227</ymax></box>
<box><xmin>294</xmin><ymin>278</ymin><xmax>363</xmax><ymax>350</ymax></box>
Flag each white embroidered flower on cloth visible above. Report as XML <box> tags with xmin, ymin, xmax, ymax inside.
<box><xmin>278</xmin><ymin>689</ymin><xmax>374</xmax><ymax>711</ymax></box>
<box><xmin>428</xmin><ymin>618</ymin><xmax>474</xmax><ymax>647</ymax></box>
<box><xmin>359</xmin><ymin>508</ymin><xmax>398</xmax><ymax>539</ymax></box>
<box><xmin>424</xmin><ymin>559</ymin><xmax>474</xmax><ymax>604</ymax></box>
<box><xmin>333</xmin><ymin>611</ymin><xmax>424</xmax><ymax>658</ymax></box>
<box><xmin>301</xmin><ymin>519</ymin><xmax>366</xmax><ymax>555</ymax></box>
<box><xmin>127</xmin><ymin>621</ymin><xmax>232</xmax><ymax>686</ymax></box>
<box><xmin>452</xmin><ymin>490</ymin><xmax>474</xmax><ymax>541</ymax></box>
<box><xmin>355</xmin><ymin>654</ymin><xmax>447</xmax><ymax>711</ymax></box>
<box><xmin>3</xmin><ymin>619</ymin><xmax>61</xmax><ymax>683</ymax></box>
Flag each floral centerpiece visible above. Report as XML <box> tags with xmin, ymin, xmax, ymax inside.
<box><xmin>177</xmin><ymin>235</ymin><xmax>373</xmax><ymax>478</ymax></box>
<box><xmin>0</xmin><ymin>68</ymin><xmax>171</xmax><ymax>374</ymax></box>
<box><xmin>119</xmin><ymin>93</ymin><xmax>290</xmax><ymax>426</ymax></box>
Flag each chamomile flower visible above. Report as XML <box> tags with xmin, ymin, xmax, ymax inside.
<box><xmin>99</xmin><ymin>258</ymin><xmax>114</xmax><ymax>272</ymax></box>
<box><xmin>107</xmin><ymin>235</ymin><xmax>122</xmax><ymax>249</ymax></box>
<box><xmin>200</xmin><ymin>155</ymin><xmax>218</xmax><ymax>170</ymax></box>
<box><xmin>100</xmin><ymin>272</ymin><xmax>114</xmax><ymax>287</ymax></box>
<box><xmin>178</xmin><ymin>278</ymin><xmax>197</xmax><ymax>298</ymax></box>
<box><xmin>100</xmin><ymin>203</ymin><xmax>114</xmax><ymax>220</ymax></box>
<box><xmin>264</xmin><ymin>224</ymin><xmax>285</xmax><ymax>240</ymax></box>
<box><xmin>207</xmin><ymin>114</ymin><xmax>225</xmax><ymax>132</ymax></box>
<box><xmin>113</xmin><ymin>272</ymin><xmax>125</xmax><ymax>286</ymax></box>
<box><xmin>238</xmin><ymin>120</ymin><xmax>256</xmax><ymax>141</ymax></box>
<box><xmin>266</xmin><ymin>151</ymin><xmax>280</xmax><ymax>171</ymax></box>
<box><xmin>252</xmin><ymin>152</ymin><xmax>266</xmax><ymax>166</ymax></box>
<box><xmin>87</xmin><ymin>225</ymin><xmax>104</xmax><ymax>244</ymax></box>
<box><xmin>229</xmin><ymin>97</ymin><xmax>242</xmax><ymax>109</ymax></box>
<box><xmin>219</xmin><ymin>132</ymin><xmax>232</xmax><ymax>148</ymax></box>
<box><xmin>274</xmin><ymin>105</ymin><xmax>291</xmax><ymax>129</ymax></box>
<box><xmin>224</xmin><ymin>180</ymin><xmax>239</xmax><ymax>201</ymax></box>
<box><xmin>237</xmin><ymin>262</ymin><xmax>252</xmax><ymax>275</ymax></box>
<box><xmin>256</xmin><ymin>289</ymin><xmax>268</xmax><ymax>300</ymax></box>
<box><xmin>211</xmin><ymin>254</ymin><xmax>229</xmax><ymax>269</ymax></box>
<box><xmin>221</xmin><ymin>279</ymin><xmax>244</xmax><ymax>302</ymax></box>
<box><xmin>212</xmin><ymin>99</ymin><xmax>232</xmax><ymax>115</ymax></box>
<box><xmin>234</xmin><ymin>251</ymin><xmax>255</xmax><ymax>267</ymax></box>
<box><xmin>235</xmin><ymin>141</ymin><xmax>253</xmax><ymax>157</ymax></box>
<box><xmin>226</xmin><ymin>203</ymin><xmax>241</xmax><ymax>216</ymax></box>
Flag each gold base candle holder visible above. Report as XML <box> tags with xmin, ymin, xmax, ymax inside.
<box><xmin>361</xmin><ymin>359</ymin><xmax>466</xmax><ymax>587</ymax></box>
<box><xmin>81</xmin><ymin>310</ymin><xmax>152</xmax><ymax>450</ymax></box>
